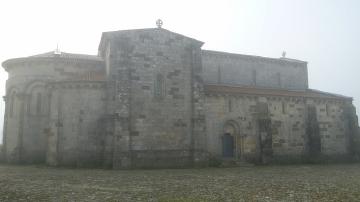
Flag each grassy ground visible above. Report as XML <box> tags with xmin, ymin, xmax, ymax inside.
<box><xmin>1</xmin><ymin>164</ymin><xmax>360</xmax><ymax>201</ymax></box>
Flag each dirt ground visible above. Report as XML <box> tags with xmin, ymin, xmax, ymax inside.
<box><xmin>0</xmin><ymin>164</ymin><xmax>360</xmax><ymax>201</ymax></box>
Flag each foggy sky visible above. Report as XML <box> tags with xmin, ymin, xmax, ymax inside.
<box><xmin>0</xmin><ymin>0</ymin><xmax>359</xmax><ymax>143</ymax></box>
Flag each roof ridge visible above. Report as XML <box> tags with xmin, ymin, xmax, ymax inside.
<box><xmin>202</xmin><ymin>49</ymin><xmax>307</xmax><ymax>64</ymax></box>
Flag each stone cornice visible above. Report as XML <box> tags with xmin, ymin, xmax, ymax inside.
<box><xmin>48</xmin><ymin>80</ymin><xmax>106</xmax><ymax>89</ymax></box>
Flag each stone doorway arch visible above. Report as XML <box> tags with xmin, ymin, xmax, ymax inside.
<box><xmin>222</xmin><ymin>120</ymin><xmax>241</xmax><ymax>159</ymax></box>
<box><xmin>222</xmin><ymin>133</ymin><xmax>234</xmax><ymax>157</ymax></box>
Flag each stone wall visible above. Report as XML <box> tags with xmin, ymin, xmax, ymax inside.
<box><xmin>2</xmin><ymin>55</ymin><xmax>105</xmax><ymax>164</ymax></box>
<box><xmin>202</xmin><ymin>50</ymin><xmax>308</xmax><ymax>90</ymax></box>
<box><xmin>47</xmin><ymin>81</ymin><xmax>106</xmax><ymax>167</ymax></box>
<box><xmin>100</xmin><ymin>28</ymin><xmax>207</xmax><ymax>168</ymax></box>
<box><xmin>204</xmin><ymin>88</ymin><xmax>358</xmax><ymax>163</ymax></box>
<box><xmin>2</xmin><ymin>28</ymin><xmax>359</xmax><ymax>168</ymax></box>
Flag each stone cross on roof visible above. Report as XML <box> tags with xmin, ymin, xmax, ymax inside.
<box><xmin>54</xmin><ymin>44</ymin><xmax>61</xmax><ymax>55</ymax></box>
<box><xmin>156</xmin><ymin>19</ymin><xmax>163</xmax><ymax>28</ymax></box>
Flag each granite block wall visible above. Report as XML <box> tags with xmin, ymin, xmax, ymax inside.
<box><xmin>2</xmin><ymin>56</ymin><xmax>105</xmax><ymax>165</ymax></box>
<box><xmin>202</xmin><ymin>50</ymin><xmax>308</xmax><ymax>90</ymax></box>
<box><xmin>204</xmin><ymin>93</ymin><xmax>357</xmax><ymax>163</ymax></box>
<box><xmin>0</xmin><ymin>145</ymin><xmax>3</xmax><ymax>162</ymax></box>
<box><xmin>2</xmin><ymin>28</ymin><xmax>359</xmax><ymax>168</ymax></box>
<box><xmin>100</xmin><ymin>29</ymin><xmax>207</xmax><ymax>168</ymax></box>
<box><xmin>47</xmin><ymin>81</ymin><xmax>106</xmax><ymax>167</ymax></box>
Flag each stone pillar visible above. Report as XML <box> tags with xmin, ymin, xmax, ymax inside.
<box><xmin>102</xmin><ymin>115</ymin><xmax>115</xmax><ymax>168</ymax></box>
<box><xmin>2</xmin><ymin>96</ymin><xmax>7</xmax><ymax>160</ymax></box>
<box><xmin>107</xmin><ymin>37</ymin><xmax>134</xmax><ymax>169</ymax></box>
<box><xmin>255</xmin><ymin>101</ymin><xmax>273</xmax><ymax>164</ymax></box>
<box><xmin>343</xmin><ymin>102</ymin><xmax>360</xmax><ymax>156</ymax></box>
<box><xmin>46</xmin><ymin>87</ymin><xmax>63</xmax><ymax>166</ymax></box>
<box><xmin>190</xmin><ymin>45</ymin><xmax>208</xmax><ymax>166</ymax></box>
<box><xmin>16</xmin><ymin>93</ymin><xmax>26</xmax><ymax>163</ymax></box>
<box><xmin>305</xmin><ymin>104</ymin><xmax>321</xmax><ymax>157</ymax></box>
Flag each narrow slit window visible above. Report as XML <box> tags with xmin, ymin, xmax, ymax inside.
<box><xmin>282</xmin><ymin>101</ymin><xmax>286</xmax><ymax>114</ymax></box>
<box><xmin>154</xmin><ymin>74</ymin><xmax>164</xmax><ymax>99</ymax></box>
<box><xmin>277</xmin><ymin>72</ymin><xmax>281</xmax><ymax>87</ymax></box>
<box><xmin>27</xmin><ymin>94</ymin><xmax>32</xmax><ymax>114</ymax></box>
<box><xmin>326</xmin><ymin>104</ymin><xmax>330</xmax><ymax>116</ymax></box>
<box><xmin>217</xmin><ymin>65</ymin><xmax>221</xmax><ymax>84</ymax></box>
<box><xmin>252</xmin><ymin>70</ymin><xmax>257</xmax><ymax>85</ymax></box>
<box><xmin>36</xmin><ymin>93</ymin><xmax>42</xmax><ymax>115</ymax></box>
<box><xmin>228</xmin><ymin>99</ymin><xmax>232</xmax><ymax>112</ymax></box>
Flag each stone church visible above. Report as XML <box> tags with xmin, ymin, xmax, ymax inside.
<box><xmin>2</xmin><ymin>24</ymin><xmax>359</xmax><ymax>168</ymax></box>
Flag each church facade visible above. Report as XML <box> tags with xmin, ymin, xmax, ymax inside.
<box><xmin>1</xmin><ymin>27</ymin><xmax>359</xmax><ymax>168</ymax></box>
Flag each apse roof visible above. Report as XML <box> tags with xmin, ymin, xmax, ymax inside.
<box><xmin>2</xmin><ymin>51</ymin><xmax>103</xmax><ymax>69</ymax></box>
<box><xmin>30</xmin><ymin>51</ymin><xmax>102</xmax><ymax>61</ymax></box>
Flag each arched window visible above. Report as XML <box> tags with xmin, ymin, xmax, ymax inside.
<box><xmin>154</xmin><ymin>74</ymin><xmax>164</xmax><ymax>99</ymax></box>
<box><xmin>36</xmin><ymin>93</ymin><xmax>42</xmax><ymax>115</ymax></box>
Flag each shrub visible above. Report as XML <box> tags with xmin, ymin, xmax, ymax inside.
<box><xmin>208</xmin><ymin>156</ymin><xmax>222</xmax><ymax>167</ymax></box>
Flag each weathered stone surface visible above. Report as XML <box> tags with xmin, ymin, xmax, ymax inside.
<box><xmin>204</xmin><ymin>89</ymin><xmax>359</xmax><ymax>164</ymax></box>
<box><xmin>202</xmin><ymin>50</ymin><xmax>308</xmax><ymax>90</ymax></box>
<box><xmin>0</xmin><ymin>145</ymin><xmax>3</xmax><ymax>162</ymax></box>
<box><xmin>1</xmin><ymin>27</ymin><xmax>359</xmax><ymax>168</ymax></box>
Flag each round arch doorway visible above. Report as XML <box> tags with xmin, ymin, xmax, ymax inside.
<box><xmin>222</xmin><ymin>133</ymin><xmax>235</xmax><ymax>157</ymax></box>
<box><xmin>222</xmin><ymin>120</ymin><xmax>240</xmax><ymax>159</ymax></box>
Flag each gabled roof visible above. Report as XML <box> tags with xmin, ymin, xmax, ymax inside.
<box><xmin>204</xmin><ymin>84</ymin><xmax>352</xmax><ymax>101</ymax></box>
<box><xmin>98</xmin><ymin>28</ymin><xmax>204</xmax><ymax>51</ymax></box>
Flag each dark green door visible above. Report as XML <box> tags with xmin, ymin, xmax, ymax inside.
<box><xmin>222</xmin><ymin>133</ymin><xmax>234</xmax><ymax>157</ymax></box>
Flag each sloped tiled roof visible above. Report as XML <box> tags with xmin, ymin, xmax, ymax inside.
<box><xmin>202</xmin><ymin>50</ymin><xmax>307</xmax><ymax>65</ymax></box>
<box><xmin>204</xmin><ymin>84</ymin><xmax>352</xmax><ymax>100</ymax></box>
<box><xmin>2</xmin><ymin>51</ymin><xmax>104</xmax><ymax>69</ymax></box>
<box><xmin>30</xmin><ymin>51</ymin><xmax>102</xmax><ymax>61</ymax></box>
